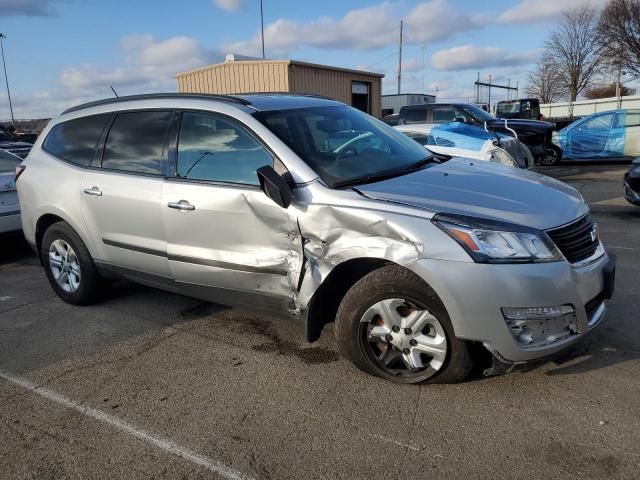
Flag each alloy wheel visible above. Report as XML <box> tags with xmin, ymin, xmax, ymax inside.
<box><xmin>48</xmin><ymin>239</ymin><xmax>81</xmax><ymax>293</ymax></box>
<box><xmin>359</xmin><ymin>298</ymin><xmax>447</xmax><ymax>380</ymax></box>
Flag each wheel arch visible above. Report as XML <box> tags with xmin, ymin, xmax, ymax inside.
<box><xmin>304</xmin><ymin>257</ymin><xmax>394</xmax><ymax>343</ymax></box>
<box><xmin>35</xmin><ymin>211</ymin><xmax>95</xmax><ymax>265</ymax></box>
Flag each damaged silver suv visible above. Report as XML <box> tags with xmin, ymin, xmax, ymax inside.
<box><xmin>17</xmin><ymin>93</ymin><xmax>616</xmax><ymax>383</ymax></box>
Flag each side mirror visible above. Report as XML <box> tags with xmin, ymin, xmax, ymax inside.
<box><xmin>256</xmin><ymin>165</ymin><xmax>293</xmax><ymax>209</ymax></box>
<box><xmin>632</xmin><ymin>157</ymin><xmax>640</xmax><ymax>166</ymax></box>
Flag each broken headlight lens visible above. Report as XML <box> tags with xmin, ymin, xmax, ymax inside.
<box><xmin>488</xmin><ymin>148</ymin><xmax>517</xmax><ymax>167</ymax></box>
<box><xmin>433</xmin><ymin>214</ymin><xmax>562</xmax><ymax>264</ymax></box>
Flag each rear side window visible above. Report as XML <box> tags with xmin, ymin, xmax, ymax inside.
<box><xmin>404</xmin><ymin>108</ymin><xmax>427</xmax><ymax>123</ymax></box>
<box><xmin>176</xmin><ymin>111</ymin><xmax>272</xmax><ymax>185</ymax></box>
<box><xmin>102</xmin><ymin>111</ymin><xmax>171</xmax><ymax>175</ymax></box>
<box><xmin>43</xmin><ymin>114</ymin><xmax>110</xmax><ymax>166</ymax></box>
<box><xmin>0</xmin><ymin>150</ymin><xmax>20</xmax><ymax>172</ymax></box>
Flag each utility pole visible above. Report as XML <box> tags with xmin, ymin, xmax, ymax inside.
<box><xmin>260</xmin><ymin>0</ymin><xmax>265</xmax><ymax>59</ymax></box>
<box><xmin>488</xmin><ymin>74</ymin><xmax>491</xmax><ymax>111</ymax></box>
<box><xmin>0</xmin><ymin>33</ymin><xmax>15</xmax><ymax>126</ymax></box>
<box><xmin>397</xmin><ymin>20</ymin><xmax>403</xmax><ymax>95</ymax></box>
<box><xmin>421</xmin><ymin>44</ymin><xmax>428</xmax><ymax>94</ymax></box>
<box><xmin>615</xmin><ymin>61</ymin><xmax>622</xmax><ymax>108</ymax></box>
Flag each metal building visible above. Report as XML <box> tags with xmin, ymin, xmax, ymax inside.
<box><xmin>176</xmin><ymin>58</ymin><xmax>384</xmax><ymax>117</ymax></box>
<box><xmin>382</xmin><ymin>93</ymin><xmax>436</xmax><ymax>116</ymax></box>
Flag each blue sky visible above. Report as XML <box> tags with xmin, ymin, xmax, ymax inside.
<box><xmin>0</xmin><ymin>0</ymin><xmax>614</xmax><ymax>119</ymax></box>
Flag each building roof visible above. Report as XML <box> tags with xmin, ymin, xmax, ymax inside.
<box><xmin>175</xmin><ymin>59</ymin><xmax>385</xmax><ymax>79</ymax></box>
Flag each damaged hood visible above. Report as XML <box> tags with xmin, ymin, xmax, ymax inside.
<box><xmin>356</xmin><ymin>159</ymin><xmax>587</xmax><ymax>230</ymax></box>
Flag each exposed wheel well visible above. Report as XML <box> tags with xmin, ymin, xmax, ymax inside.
<box><xmin>305</xmin><ymin>257</ymin><xmax>392</xmax><ymax>343</ymax></box>
<box><xmin>35</xmin><ymin>214</ymin><xmax>64</xmax><ymax>264</ymax></box>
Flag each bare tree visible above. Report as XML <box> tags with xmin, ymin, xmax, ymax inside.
<box><xmin>526</xmin><ymin>56</ymin><xmax>565</xmax><ymax>103</ymax></box>
<box><xmin>585</xmin><ymin>83</ymin><xmax>636</xmax><ymax>99</ymax></box>
<box><xmin>598</xmin><ymin>0</ymin><xmax>640</xmax><ymax>80</ymax></box>
<box><xmin>545</xmin><ymin>5</ymin><xmax>603</xmax><ymax>101</ymax></box>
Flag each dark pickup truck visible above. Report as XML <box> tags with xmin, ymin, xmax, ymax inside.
<box><xmin>399</xmin><ymin>102</ymin><xmax>562</xmax><ymax>165</ymax></box>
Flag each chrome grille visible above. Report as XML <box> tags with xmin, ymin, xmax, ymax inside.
<box><xmin>547</xmin><ymin>214</ymin><xmax>599</xmax><ymax>264</ymax></box>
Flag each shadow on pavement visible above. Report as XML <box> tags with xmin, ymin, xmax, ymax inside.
<box><xmin>0</xmin><ymin>232</ymin><xmax>35</xmax><ymax>265</ymax></box>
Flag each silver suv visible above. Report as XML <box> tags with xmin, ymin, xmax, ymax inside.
<box><xmin>17</xmin><ymin>93</ymin><xmax>616</xmax><ymax>384</ymax></box>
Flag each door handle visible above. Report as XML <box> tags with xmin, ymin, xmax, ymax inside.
<box><xmin>83</xmin><ymin>186</ymin><xmax>102</xmax><ymax>197</ymax></box>
<box><xmin>167</xmin><ymin>200</ymin><xmax>195</xmax><ymax>211</ymax></box>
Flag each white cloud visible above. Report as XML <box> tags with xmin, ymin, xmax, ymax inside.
<box><xmin>222</xmin><ymin>3</ymin><xmax>399</xmax><ymax>56</ymax></box>
<box><xmin>1</xmin><ymin>35</ymin><xmax>220</xmax><ymax>119</ymax></box>
<box><xmin>498</xmin><ymin>0</ymin><xmax>609</xmax><ymax>24</ymax></box>
<box><xmin>404</xmin><ymin>0</ymin><xmax>484</xmax><ymax>43</ymax></box>
<box><xmin>431</xmin><ymin>45</ymin><xmax>538</xmax><ymax>71</ymax></box>
<box><xmin>60</xmin><ymin>35</ymin><xmax>217</xmax><ymax>94</ymax></box>
<box><xmin>213</xmin><ymin>0</ymin><xmax>243</xmax><ymax>12</ymax></box>
<box><xmin>0</xmin><ymin>0</ymin><xmax>62</xmax><ymax>16</ymax></box>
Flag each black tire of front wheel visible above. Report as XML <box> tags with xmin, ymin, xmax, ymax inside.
<box><xmin>41</xmin><ymin>221</ymin><xmax>103</xmax><ymax>305</ymax></box>
<box><xmin>541</xmin><ymin>145</ymin><xmax>562</xmax><ymax>166</ymax></box>
<box><xmin>334</xmin><ymin>264</ymin><xmax>472</xmax><ymax>384</ymax></box>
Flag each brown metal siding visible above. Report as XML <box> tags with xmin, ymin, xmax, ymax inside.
<box><xmin>176</xmin><ymin>61</ymin><xmax>289</xmax><ymax>95</ymax></box>
<box><xmin>176</xmin><ymin>60</ymin><xmax>383</xmax><ymax>117</ymax></box>
<box><xmin>287</xmin><ymin>64</ymin><xmax>381</xmax><ymax>117</ymax></box>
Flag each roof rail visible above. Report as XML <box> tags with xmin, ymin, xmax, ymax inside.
<box><xmin>238</xmin><ymin>92</ymin><xmax>334</xmax><ymax>100</ymax></box>
<box><xmin>61</xmin><ymin>92</ymin><xmax>252</xmax><ymax>115</ymax></box>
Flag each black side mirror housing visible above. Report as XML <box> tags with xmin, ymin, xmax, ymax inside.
<box><xmin>257</xmin><ymin>165</ymin><xmax>294</xmax><ymax>209</ymax></box>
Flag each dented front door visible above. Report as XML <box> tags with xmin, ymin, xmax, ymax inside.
<box><xmin>162</xmin><ymin>180</ymin><xmax>301</xmax><ymax>313</ymax></box>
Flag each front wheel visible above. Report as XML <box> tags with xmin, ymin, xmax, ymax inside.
<box><xmin>335</xmin><ymin>265</ymin><xmax>472</xmax><ymax>384</ymax></box>
<box><xmin>540</xmin><ymin>145</ymin><xmax>562</xmax><ymax>166</ymax></box>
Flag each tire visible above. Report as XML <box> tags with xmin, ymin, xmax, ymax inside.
<box><xmin>540</xmin><ymin>145</ymin><xmax>562</xmax><ymax>166</ymax></box>
<box><xmin>335</xmin><ymin>264</ymin><xmax>472</xmax><ymax>384</ymax></box>
<box><xmin>41</xmin><ymin>221</ymin><xmax>102</xmax><ymax>305</ymax></box>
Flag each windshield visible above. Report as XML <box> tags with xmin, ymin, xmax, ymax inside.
<box><xmin>253</xmin><ymin>105</ymin><xmax>433</xmax><ymax>187</ymax></box>
<box><xmin>496</xmin><ymin>102</ymin><xmax>520</xmax><ymax>114</ymax></box>
<box><xmin>458</xmin><ymin>104</ymin><xmax>495</xmax><ymax>122</ymax></box>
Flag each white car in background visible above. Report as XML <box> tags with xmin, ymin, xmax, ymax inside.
<box><xmin>394</xmin><ymin>123</ymin><xmax>533</xmax><ymax>169</ymax></box>
<box><xmin>0</xmin><ymin>149</ymin><xmax>22</xmax><ymax>234</ymax></box>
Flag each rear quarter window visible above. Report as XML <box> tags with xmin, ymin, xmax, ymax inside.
<box><xmin>43</xmin><ymin>114</ymin><xmax>111</xmax><ymax>166</ymax></box>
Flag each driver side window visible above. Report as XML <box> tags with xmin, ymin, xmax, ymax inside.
<box><xmin>177</xmin><ymin>112</ymin><xmax>273</xmax><ymax>186</ymax></box>
<box><xmin>580</xmin><ymin>113</ymin><xmax>614</xmax><ymax>131</ymax></box>
<box><xmin>432</xmin><ymin>106</ymin><xmax>457</xmax><ymax>124</ymax></box>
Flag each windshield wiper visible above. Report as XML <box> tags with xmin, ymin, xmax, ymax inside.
<box><xmin>332</xmin><ymin>170</ymin><xmax>408</xmax><ymax>188</ymax></box>
<box><xmin>332</xmin><ymin>157</ymin><xmax>436</xmax><ymax>188</ymax></box>
<box><xmin>403</xmin><ymin>155</ymin><xmax>438</xmax><ymax>171</ymax></box>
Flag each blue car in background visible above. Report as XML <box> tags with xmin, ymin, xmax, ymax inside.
<box><xmin>553</xmin><ymin>109</ymin><xmax>640</xmax><ymax>161</ymax></box>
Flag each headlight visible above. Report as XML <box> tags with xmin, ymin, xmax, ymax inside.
<box><xmin>432</xmin><ymin>214</ymin><xmax>562</xmax><ymax>263</ymax></box>
<box><xmin>488</xmin><ymin>148</ymin><xmax>516</xmax><ymax>167</ymax></box>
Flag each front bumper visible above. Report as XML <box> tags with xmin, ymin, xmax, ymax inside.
<box><xmin>408</xmin><ymin>251</ymin><xmax>614</xmax><ymax>363</ymax></box>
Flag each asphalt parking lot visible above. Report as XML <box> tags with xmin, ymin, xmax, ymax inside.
<box><xmin>0</xmin><ymin>164</ymin><xmax>638</xmax><ymax>479</ymax></box>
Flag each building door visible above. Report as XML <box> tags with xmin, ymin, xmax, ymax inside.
<box><xmin>352</xmin><ymin>82</ymin><xmax>370</xmax><ymax>114</ymax></box>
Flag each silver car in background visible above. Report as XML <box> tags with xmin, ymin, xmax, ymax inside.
<box><xmin>17</xmin><ymin>93</ymin><xmax>616</xmax><ymax>384</ymax></box>
<box><xmin>0</xmin><ymin>149</ymin><xmax>22</xmax><ymax>234</ymax></box>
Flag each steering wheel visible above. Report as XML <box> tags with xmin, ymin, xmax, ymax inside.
<box><xmin>335</xmin><ymin>146</ymin><xmax>358</xmax><ymax>161</ymax></box>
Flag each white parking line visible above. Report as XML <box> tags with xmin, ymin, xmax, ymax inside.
<box><xmin>0</xmin><ymin>370</ymin><xmax>254</xmax><ymax>480</ymax></box>
<box><xmin>608</xmin><ymin>245</ymin><xmax>639</xmax><ymax>251</ymax></box>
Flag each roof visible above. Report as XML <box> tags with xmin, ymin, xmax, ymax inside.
<box><xmin>175</xmin><ymin>59</ymin><xmax>384</xmax><ymax>79</ymax></box>
<box><xmin>61</xmin><ymin>92</ymin><xmax>342</xmax><ymax>115</ymax></box>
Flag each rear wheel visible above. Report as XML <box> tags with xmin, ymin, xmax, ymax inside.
<box><xmin>42</xmin><ymin>222</ymin><xmax>102</xmax><ymax>305</ymax></box>
<box><xmin>335</xmin><ymin>265</ymin><xmax>472</xmax><ymax>384</ymax></box>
